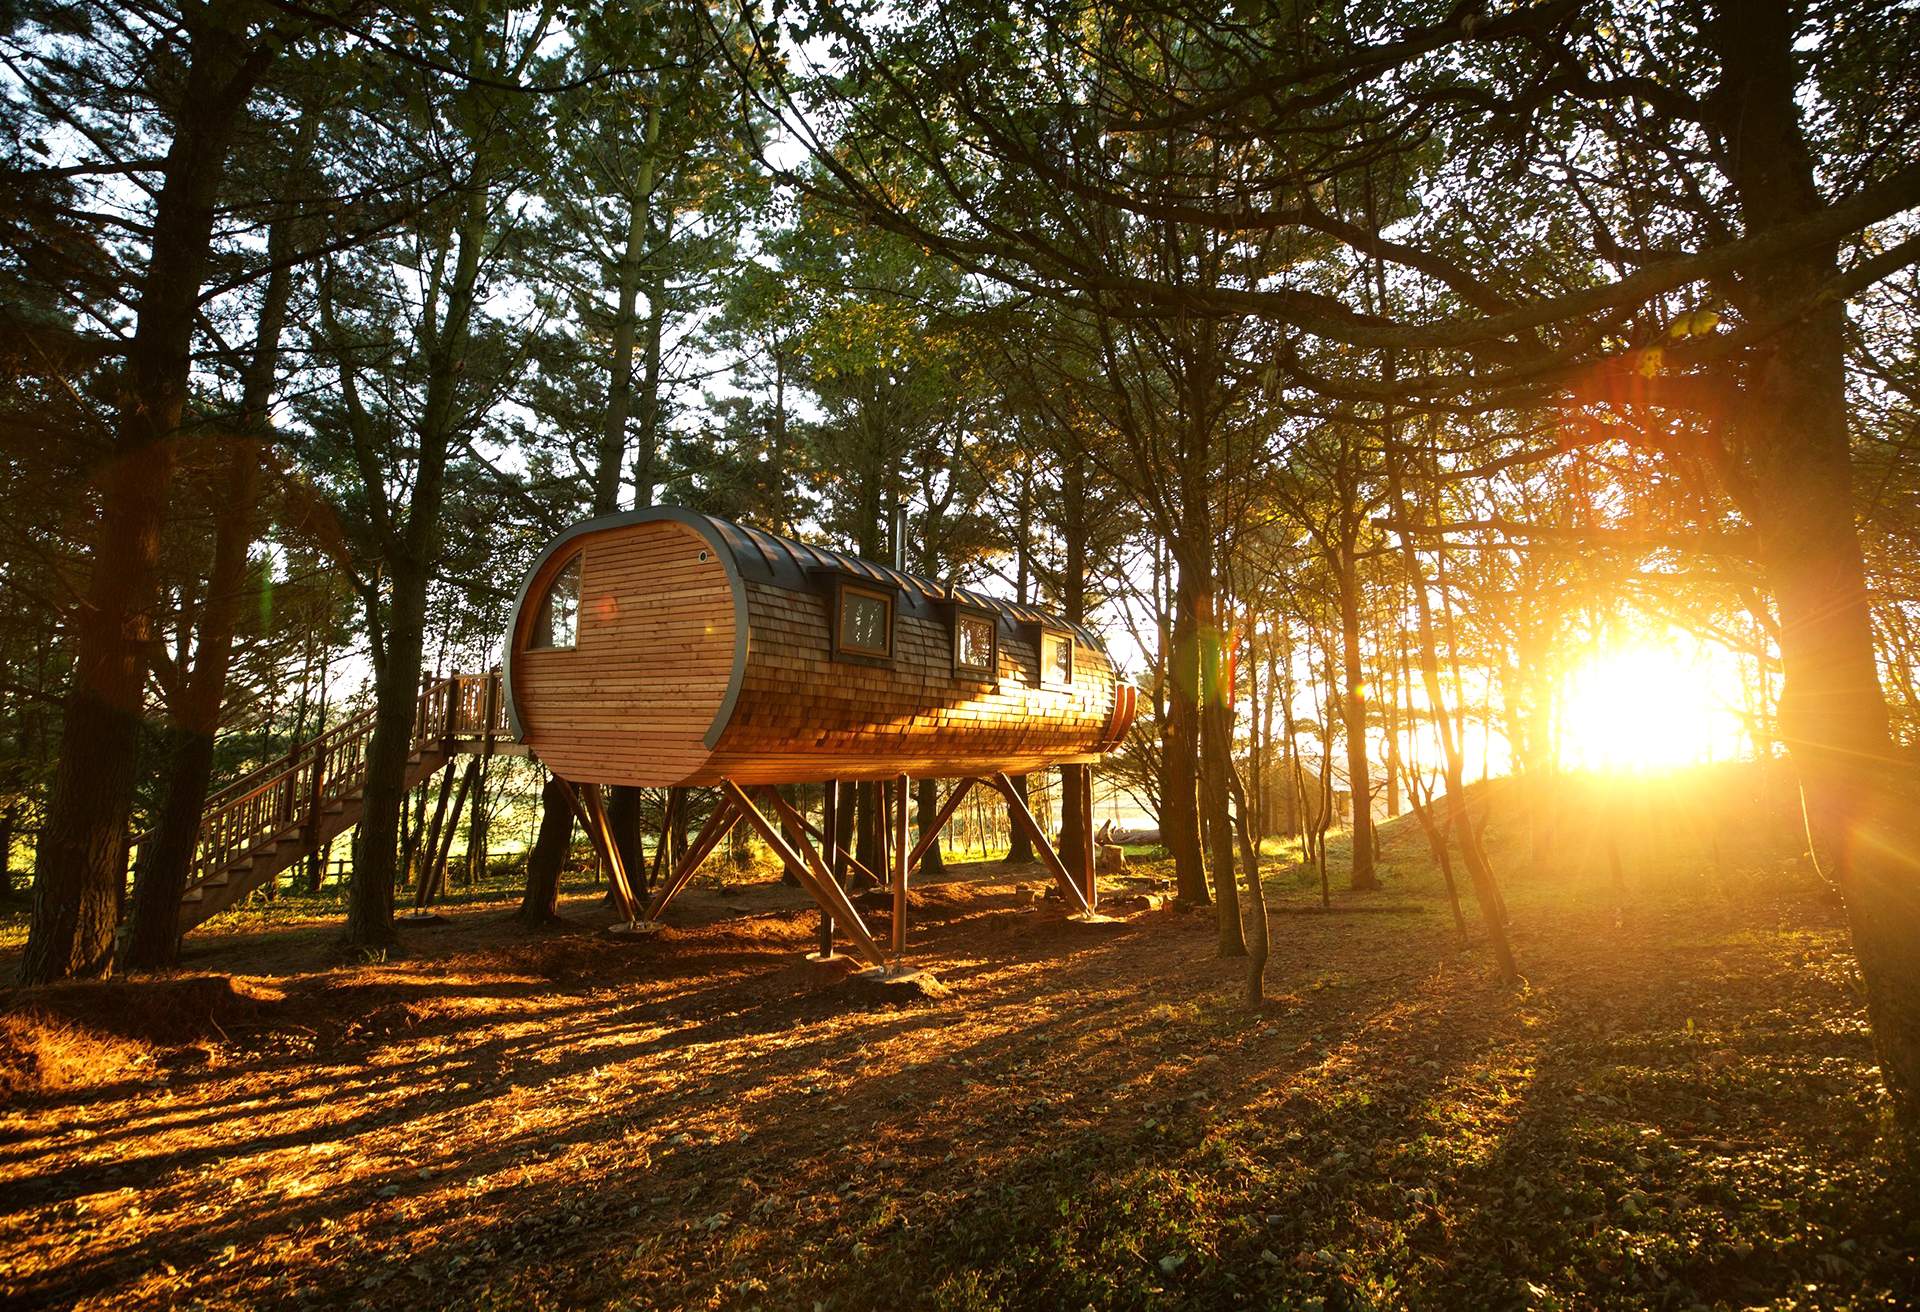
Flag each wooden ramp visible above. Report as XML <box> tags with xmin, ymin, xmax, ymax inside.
<box><xmin>154</xmin><ymin>673</ymin><xmax>523</xmax><ymax>932</ymax></box>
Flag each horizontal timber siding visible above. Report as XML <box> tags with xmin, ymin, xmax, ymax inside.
<box><xmin>512</xmin><ymin>519</ymin><xmax>733</xmax><ymax>783</ymax></box>
<box><xmin>696</xmin><ymin>580</ymin><xmax>1115</xmax><ymax>784</ymax></box>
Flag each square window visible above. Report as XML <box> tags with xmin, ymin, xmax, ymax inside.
<box><xmin>954</xmin><ymin>613</ymin><xmax>995</xmax><ymax>674</ymax></box>
<box><xmin>838</xmin><ymin>585</ymin><xmax>893</xmax><ymax>658</ymax></box>
<box><xmin>530</xmin><ymin>555</ymin><xmax>580</xmax><ymax>650</ymax></box>
<box><xmin>1043</xmin><ymin>631</ymin><xmax>1074</xmax><ymax>686</ymax></box>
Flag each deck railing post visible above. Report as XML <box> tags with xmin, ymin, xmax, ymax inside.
<box><xmin>892</xmin><ymin>772</ymin><xmax>909</xmax><ymax>954</ymax></box>
<box><xmin>818</xmin><ymin>781</ymin><xmax>837</xmax><ymax>957</ymax></box>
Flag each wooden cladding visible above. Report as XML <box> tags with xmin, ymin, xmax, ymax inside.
<box><xmin>506</xmin><ymin>518</ymin><xmax>736</xmax><ymax>785</ymax></box>
<box><xmin>504</xmin><ymin>507</ymin><xmax>1128</xmax><ymax>788</ymax></box>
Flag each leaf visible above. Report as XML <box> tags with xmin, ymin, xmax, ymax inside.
<box><xmin>1668</xmin><ymin>309</ymin><xmax>1721</xmax><ymax>338</ymax></box>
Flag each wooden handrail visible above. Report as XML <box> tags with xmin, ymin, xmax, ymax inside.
<box><xmin>130</xmin><ymin>671</ymin><xmax>508</xmax><ymax>891</ymax></box>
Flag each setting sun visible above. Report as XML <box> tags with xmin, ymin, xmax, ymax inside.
<box><xmin>1556</xmin><ymin>638</ymin><xmax>1746</xmax><ymax>772</ymax></box>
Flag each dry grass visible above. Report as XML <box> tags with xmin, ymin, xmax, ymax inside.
<box><xmin>0</xmin><ymin>1011</ymin><xmax>152</xmax><ymax>1102</ymax></box>
<box><xmin>0</xmin><ymin>765</ymin><xmax>1913</xmax><ymax>1310</ymax></box>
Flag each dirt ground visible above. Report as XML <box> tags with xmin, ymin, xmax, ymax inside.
<box><xmin>1</xmin><ymin>773</ymin><xmax>1914</xmax><ymax>1310</ymax></box>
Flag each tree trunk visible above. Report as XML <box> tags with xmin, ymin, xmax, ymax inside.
<box><xmin>349</xmin><ymin>606</ymin><xmax>429</xmax><ymax>951</ymax></box>
<box><xmin>1003</xmin><ymin>774</ymin><xmax>1036</xmax><ymax>863</ymax></box>
<box><xmin>345</xmin><ymin>19</ymin><xmax>495</xmax><ymax>950</ymax></box>
<box><xmin>1004</xmin><ymin>477</ymin><xmax>1036</xmax><ymax>864</ymax></box>
<box><xmin>605</xmin><ymin>784</ymin><xmax>645</xmax><ymax>891</ymax></box>
<box><xmin>1388</xmin><ymin>470</ymin><xmax>1519</xmax><ymax>985</ymax></box>
<box><xmin>131</xmin><ymin>199</ymin><xmax>295</xmax><ymax>965</ymax></box>
<box><xmin>1203</xmin><ymin>693</ymin><xmax>1245</xmax><ymax>957</ymax></box>
<box><xmin>124</xmin><ymin>444</ymin><xmax>269</xmax><ymax>969</ymax></box>
<box><xmin>419</xmin><ymin>759</ymin><xmax>477</xmax><ymax>907</ymax></box>
<box><xmin>1164</xmin><ymin>556</ymin><xmax>1209</xmax><ymax>905</ymax></box>
<box><xmin>1179</xmin><ymin>516</ymin><xmax>1241</xmax><ymax>954</ymax></box>
<box><xmin>1225</xmin><ymin>756</ymin><xmax>1269</xmax><ymax>1006</ymax></box>
<box><xmin>1710</xmin><ymin>0</ymin><xmax>1920</xmax><ymax>1136</ymax></box>
<box><xmin>0</xmin><ymin>807</ymin><xmax>15</xmax><ymax>900</ymax></box>
<box><xmin>20</xmin><ymin>11</ymin><xmax>269</xmax><ymax>984</ymax></box>
<box><xmin>1338</xmin><ymin>547</ymin><xmax>1378</xmax><ymax>889</ymax></box>
<box><xmin>414</xmin><ymin>760</ymin><xmax>459</xmax><ymax>899</ymax></box>
<box><xmin>518</xmin><ymin>773</ymin><xmax>572</xmax><ymax>925</ymax></box>
<box><xmin>916</xmin><ymin>777</ymin><xmax>945</xmax><ymax>877</ymax></box>
<box><xmin>1057</xmin><ymin>452</ymin><xmax>1091</xmax><ymax>878</ymax></box>
<box><xmin>587</xmin><ymin>107</ymin><xmax>663</xmax><ymax>876</ymax></box>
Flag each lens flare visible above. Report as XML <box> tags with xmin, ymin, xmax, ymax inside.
<box><xmin>1556</xmin><ymin>638</ymin><xmax>1743</xmax><ymax>771</ymax></box>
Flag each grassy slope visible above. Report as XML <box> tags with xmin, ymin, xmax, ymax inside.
<box><xmin>0</xmin><ymin>764</ymin><xmax>1913</xmax><ymax>1310</ymax></box>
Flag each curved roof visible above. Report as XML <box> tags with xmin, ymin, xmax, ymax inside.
<box><xmin>692</xmin><ymin>511</ymin><xmax>1106</xmax><ymax>648</ymax></box>
<box><xmin>501</xmin><ymin>505</ymin><xmax>1107</xmax><ymax>743</ymax></box>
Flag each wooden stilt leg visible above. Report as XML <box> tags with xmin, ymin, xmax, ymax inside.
<box><xmin>574</xmin><ymin>782</ymin><xmax>639</xmax><ymax>922</ymax></box>
<box><xmin>792</xmin><ymin>808</ymin><xmax>885</xmax><ymax>889</ymax></box>
<box><xmin>741</xmin><ymin>783</ymin><xmax>886</xmax><ymax>968</ymax></box>
<box><xmin>892</xmin><ymin>772</ymin><xmax>910</xmax><ymax>954</ymax></box>
<box><xmin>906</xmin><ymin>777</ymin><xmax>975</xmax><ymax>877</ymax></box>
<box><xmin>988</xmin><ymin>772</ymin><xmax>1094</xmax><ymax>915</ymax></box>
<box><xmin>1079</xmin><ymin>764</ymin><xmax>1097</xmax><ymax>911</ymax></box>
<box><xmin>647</xmin><ymin>788</ymin><xmax>679</xmax><ymax>893</ymax></box>
<box><xmin>817</xmin><ymin>782</ymin><xmax>837</xmax><ymax>957</ymax></box>
<box><xmin>645</xmin><ymin>793</ymin><xmax>739</xmax><ymax>922</ymax></box>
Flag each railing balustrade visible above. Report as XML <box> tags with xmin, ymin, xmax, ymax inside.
<box><xmin>128</xmin><ymin>671</ymin><xmax>508</xmax><ymax>893</ymax></box>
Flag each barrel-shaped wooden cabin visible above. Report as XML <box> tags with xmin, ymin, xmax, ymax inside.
<box><xmin>502</xmin><ymin>506</ymin><xmax>1138</xmax><ymax>965</ymax></box>
<box><xmin>502</xmin><ymin>506</ymin><xmax>1135</xmax><ymax>787</ymax></box>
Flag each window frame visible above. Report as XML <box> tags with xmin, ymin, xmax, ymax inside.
<box><xmin>527</xmin><ymin>552</ymin><xmax>582</xmax><ymax>651</ymax></box>
<box><xmin>827</xmin><ymin>577</ymin><xmax>897</xmax><ymax>665</ymax></box>
<box><xmin>1040</xmin><ymin>630</ymin><xmax>1076</xmax><ymax>688</ymax></box>
<box><xmin>948</xmin><ymin>603</ymin><xmax>999</xmax><ymax>681</ymax></box>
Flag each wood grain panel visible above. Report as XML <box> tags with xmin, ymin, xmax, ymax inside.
<box><xmin>510</xmin><ymin>519</ymin><xmax>1123</xmax><ymax>787</ymax></box>
<box><xmin>699</xmin><ymin>580</ymin><xmax>1117</xmax><ymax>784</ymax></box>
<box><xmin>511</xmin><ymin>519</ymin><xmax>733</xmax><ymax>784</ymax></box>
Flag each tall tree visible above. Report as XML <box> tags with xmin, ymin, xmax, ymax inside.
<box><xmin>17</xmin><ymin>0</ymin><xmax>292</xmax><ymax>982</ymax></box>
<box><xmin>311</xmin><ymin>1</ymin><xmax>554</xmax><ymax>950</ymax></box>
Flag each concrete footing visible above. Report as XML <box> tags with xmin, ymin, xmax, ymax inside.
<box><xmin>845</xmin><ymin>965</ymin><xmax>949</xmax><ymax>1001</ymax></box>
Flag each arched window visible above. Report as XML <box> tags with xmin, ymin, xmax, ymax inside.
<box><xmin>530</xmin><ymin>554</ymin><xmax>581</xmax><ymax>650</ymax></box>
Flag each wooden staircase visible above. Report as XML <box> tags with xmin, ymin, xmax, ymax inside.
<box><xmin>149</xmin><ymin>673</ymin><xmax>512</xmax><ymax>933</ymax></box>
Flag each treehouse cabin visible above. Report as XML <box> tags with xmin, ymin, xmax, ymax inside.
<box><xmin>501</xmin><ymin>506</ymin><xmax>1138</xmax><ymax>966</ymax></box>
<box><xmin>502</xmin><ymin>507</ymin><xmax>1135</xmax><ymax>787</ymax></box>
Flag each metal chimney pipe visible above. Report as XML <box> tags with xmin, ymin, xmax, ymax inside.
<box><xmin>892</xmin><ymin>501</ymin><xmax>908</xmax><ymax>572</ymax></box>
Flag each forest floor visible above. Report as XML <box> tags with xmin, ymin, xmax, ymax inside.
<box><xmin>0</xmin><ymin>765</ymin><xmax>1913</xmax><ymax>1311</ymax></box>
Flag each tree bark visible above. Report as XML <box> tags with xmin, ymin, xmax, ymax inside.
<box><xmin>1177</xmin><ymin>502</ymin><xmax>1241</xmax><ymax>954</ymax></box>
<box><xmin>346</xmin><ymin>12</ymin><xmax>497</xmax><ymax>951</ymax></box>
<box><xmin>122</xmin><ymin>448</ymin><xmax>263</xmax><ymax>968</ymax></box>
<box><xmin>915</xmin><ymin>778</ymin><xmax>945</xmax><ymax>877</ymax></box>
<box><xmin>518</xmin><ymin>773</ymin><xmax>572</xmax><ymax>925</ymax></box>
<box><xmin>1005</xmin><ymin>476</ymin><xmax>1036</xmax><ymax>863</ymax></box>
<box><xmin>1164</xmin><ymin>555</ymin><xmax>1210</xmax><ymax>905</ymax></box>
<box><xmin>1057</xmin><ymin>452</ymin><xmax>1091</xmax><ymax>877</ymax></box>
<box><xmin>1225</xmin><ymin>756</ymin><xmax>1269</xmax><ymax>1006</ymax></box>
<box><xmin>1710</xmin><ymin>0</ymin><xmax>1920</xmax><ymax>1135</ymax></box>
<box><xmin>1388</xmin><ymin>469</ymin><xmax>1519</xmax><ymax>985</ymax></box>
<box><xmin>22</xmin><ymin>8</ymin><xmax>272</xmax><ymax>983</ymax></box>
<box><xmin>856</xmin><ymin>781</ymin><xmax>885</xmax><ymax>886</ymax></box>
<box><xmin>1337</xmin><ymin>545</ymin><xmax>1378</xmax><ymax>889</ymax></box>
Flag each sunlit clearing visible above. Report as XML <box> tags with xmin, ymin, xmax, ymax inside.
<box><xmin>1557</xmin><ymin>638</ymin><xmax>1746</xmax><ymax>772</ymax></box>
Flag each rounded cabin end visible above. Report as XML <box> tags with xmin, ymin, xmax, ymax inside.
<box><xmin>505</xmin><ymin>516</ymin><xmax>740</xmax><ymax>787</ymax></box>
